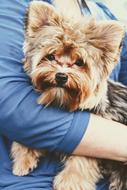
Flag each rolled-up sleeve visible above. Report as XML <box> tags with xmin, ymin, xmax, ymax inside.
<box><xmin>0</xmin><ymin>0</ymin><xmax>90</xmax><ymax>154</ymax></box>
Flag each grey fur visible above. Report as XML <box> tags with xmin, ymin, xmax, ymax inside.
<box><xmin>94</xmin><ymin>80</ymin><xmax>127</xmax><ymax>190</ymax></box>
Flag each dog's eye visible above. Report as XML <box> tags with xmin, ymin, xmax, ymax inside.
<box><xmin>75</xmin><ymin>59</ymin><xmax>84</xmax><ymax>67</ymax></box>
<box><xmin>46</xmin><ymin>54</ymin><xmax>55</xmax><ymax>61</ymax></box>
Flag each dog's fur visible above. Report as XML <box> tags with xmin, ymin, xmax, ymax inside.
<box><xmin>11</xmin><ymin>1</ymin><xmax>127</xmax><ymax>190</ymax></box>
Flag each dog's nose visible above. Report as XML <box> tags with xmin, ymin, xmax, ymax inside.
<box><xmin>55</xmin><ymin>72</ymin><xmax>68</xmax><ymax>85</ymax></box>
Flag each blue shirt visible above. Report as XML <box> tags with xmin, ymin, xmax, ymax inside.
<box><xmin>0</xmin><ymin>0</ymin><xmax>127</xmax><ymax>190</ymax></box>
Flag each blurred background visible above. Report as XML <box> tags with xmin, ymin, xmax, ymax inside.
<box><xmin>91</xmin><ymin>0</ymin><xmax>127</xmax><ymax>26</ymax></box>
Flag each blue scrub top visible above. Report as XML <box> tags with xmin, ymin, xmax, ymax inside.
<box><xmin>0</xmin><ymin>0</ymin><xmax>127</xmax><ymax>189</ymax></box>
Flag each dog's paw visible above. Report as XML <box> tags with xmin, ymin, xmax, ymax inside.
<box><xmin>13</xmin><ymin>165</ymin><xmax>30</xmax><ymax>176</ymax></box>
<box><xmin>12</xmin><ymin>158</ymin><xmax>38</xmax><ymax>176</ymax></box>
<box><xmin>54</xmin><ymin>171</ymin><xmax>94</xmax><ymax>190</ymax></box>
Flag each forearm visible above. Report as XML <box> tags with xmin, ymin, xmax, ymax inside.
<box><xmin>73</xmin><ymin>114</ymin><xmax>127</xmax><ymax>162</ymax></box>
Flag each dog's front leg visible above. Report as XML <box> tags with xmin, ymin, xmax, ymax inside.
<box><xmin>11</xmin><ymin>142</ymin><xmax>42</xmax><ymax>176</ymax></box>
<box><xmin>54</xmin><ymin>156</ymin><xmax>101</xmax><ymax>190</ymax></box>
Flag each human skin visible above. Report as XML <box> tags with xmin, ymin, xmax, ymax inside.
<box><xmin>74</xmin><ymin>114</ymin><xmax>127</xmax><ymax>162</ymax></box>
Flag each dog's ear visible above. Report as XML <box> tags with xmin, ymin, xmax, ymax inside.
<box><xmin>25</xmin><ymin>1</ymin><xmax>60</xmax><ymax>36</ymax></box>
<box><xmin>86</xmin><ymin>20</ymin><xmax>124</xmax><ymax>53</ymax></box>
<box><xmin>86</xmin><ymin>20</ymin><xmax>125</xmax><ymax>74</ymax></box>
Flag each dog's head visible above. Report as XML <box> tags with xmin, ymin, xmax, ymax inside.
<box><xmin>24</xmin><ymin>1</ymin><xmax>124</xmax><ymax>111</ymax></box>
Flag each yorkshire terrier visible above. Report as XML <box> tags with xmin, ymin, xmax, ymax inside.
<box><xmin>11</xmin><ymin>1</ymin><xmax>127</xmax><ymax>190</ymax></box>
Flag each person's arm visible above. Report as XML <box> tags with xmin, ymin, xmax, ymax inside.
<box><xmin>74</xmin><ymin>114</ymin><xmax>127</xmax><ymax>162</ymax></box>
<box><xmin>1</xmin><ymin>74</ymin><xmax>127</xmax><ymax>162</ymax></box>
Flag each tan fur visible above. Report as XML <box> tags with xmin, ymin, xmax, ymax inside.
<box><xmin>12</xmin><ymin>142</ymin><xmax>44</xmax><ymax>176</ymax></box>
<box><xmin>11</xmin><ymin>1</ymin><xmax>125</xmax><ymax>190</ymax></box>
<box><xmin>54</xmin><ymin>156</ymin><xmax>101</xmax><ymax>190</ymax></box>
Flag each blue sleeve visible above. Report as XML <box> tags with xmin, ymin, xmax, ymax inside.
<box><xmin>0</xmin><ymin>0</ymin><xmax>90</xmax><ymax>154</ymax></box>
<box><xmin>119</xmin><ymin>33</ymin><xmax>127</xmax><ymax>86</ymax></box>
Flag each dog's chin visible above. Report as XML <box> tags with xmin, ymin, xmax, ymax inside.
<box><xmin>37</xmin><ymin>86</ymin><xmax>81</xmax><ymax>111</ymax></box>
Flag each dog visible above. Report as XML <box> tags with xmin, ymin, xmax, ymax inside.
<box><xmin>11</xmin><ymin>1</ymin><xmax>127</xmax><ymax>190</ymax></box>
